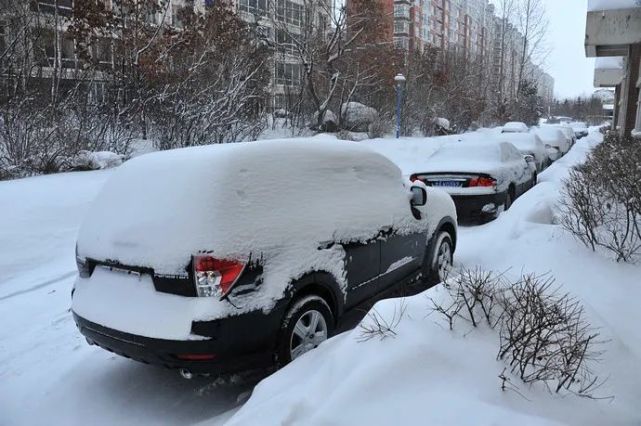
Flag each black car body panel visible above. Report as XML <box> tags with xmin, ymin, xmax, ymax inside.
<box><xmin>450</xmin><ymin>191</ymin><xmax>508</xmax><ymax>222</ymax></box>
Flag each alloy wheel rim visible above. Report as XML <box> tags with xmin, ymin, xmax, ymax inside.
<box><xmin>290</xmin><ymin>310</ymin><xmax>328</xmax><ymax>360</ymax></box>
<box><xmin>437</xmin><ymin>240</ymin><xmax>452</xmax><ymax>281</ymax></box>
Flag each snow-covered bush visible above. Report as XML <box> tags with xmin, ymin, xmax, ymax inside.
<box><xmin>341</xmin><ymin>102</ymin><xmax>378</xmax><ymax>133</ymax></box>
<box><xmin>431</xmin><ymin>269</ymin><xmax>604</xmax><ymax>397</ymax></box>
<box><xmin>561</xmin><ymin>133</ymin><xmax>641</xmax><ymax>263</ymax></box>
<box><xmin>70</xmin><ymin>151</ymin><xmax>124</xmax><ymax>171</ymax></box>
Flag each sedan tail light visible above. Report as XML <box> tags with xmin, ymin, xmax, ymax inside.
<box><xmin>468</xmin><ymin>176</ymin><xmax>496</xmax><ymax>188</ymax></box>
<box><xmin>192</xmin><ymin>255</ymin><xmax>246</xmax><ymax>299</ymax></box>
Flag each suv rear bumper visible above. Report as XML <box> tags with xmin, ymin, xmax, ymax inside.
<box><xmin>73</xmin><ymin>310</ymin><xmax>282</xmax><ymax>374</ymax></box>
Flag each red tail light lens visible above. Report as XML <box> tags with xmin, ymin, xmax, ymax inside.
<box><xmin>468</xmin><ymin>176</ymin><xmax>496</xmax><ymax>188</ymax></box>
<box><xmin>193</xmin><ymin>255</ymin><xmax>246</xmax><ymax>299</ymax></box>
<box><xmin>174</xmin><ymin>353</ymin><xmax>217</xmax><ymax>361</ymax></box>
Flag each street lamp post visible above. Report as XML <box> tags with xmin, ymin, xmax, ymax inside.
<box><xmin>394</xmin><ymin>73</ymin><xmax>406</xmax><ymax>139</ymax></box>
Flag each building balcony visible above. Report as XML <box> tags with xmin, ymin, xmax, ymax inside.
<box><xmin>594</xmin><ymin>57</ymin><xmax>626</xmax><ymax>87</ymax></box>
<box><xmin>585</xmin><ymin>7</ymin><xmax>641</xmax><ymax>57</ymax></box>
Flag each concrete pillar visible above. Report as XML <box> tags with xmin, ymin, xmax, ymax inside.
<box><xmin>622</xmin><ymin>43</ymin><xmax>641</xmax><ymax>137</ymax></box>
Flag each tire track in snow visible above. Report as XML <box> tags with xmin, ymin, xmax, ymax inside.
<box><xmin>0</xmin><ymin>271</ymin><xmax>76</xmax><ymax>301</ymax></box>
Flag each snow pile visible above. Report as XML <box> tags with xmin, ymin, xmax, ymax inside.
<box><xmin>588</xmin><ymin>0</ymin><xmax>640</xmax><ymax>11</ymax></box>
<box><xmin>70</xmin><ymin>151</ymin><xmax>124</xmax><ymax>170</ymax></box>
<box><xmin>219</xmin><ymin>130</ymin><xmax>641</xmax><ymax>426</ymax></box>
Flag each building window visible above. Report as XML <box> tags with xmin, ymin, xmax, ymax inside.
<box><xmin>238</xmin><ymin>0</ymin><xmax>268</xmax><ymax>16</ymax></box>
<box><xmin>277</xmin><ymin>0</ymin><xmax>303</xmax><ymax>27</ymax></box>
<box><xmin>394</xmin><ymin>4</ymin><xmax>410</xmax><ymax>18</ymax></box>
<box><xmin>393</xmin><ymin>36</ymin><xmax>409</xmax><ymax>50</ymax></box>
<box><xmin>61</xmin><ymin>34</ymin><xmax>76</xmax><ymax>68</ymax></box>
<box><xmin>275</xmin><ymin>61</ymin><xmax>301</xmax><ymax>86</ymax></box>
<box><xmin>394</xmin><ymin>20</ymin><xmax>409</xmax><ymax>35</ymax></box>
<box><xmin>0</xmin><ymin>21</ymin><xmax>5</xmax><ymax>54</ymax></box>
<box><xmin>92</xmin><ymin>38</ymin><xmax>112</xmax><ymax>65</ymax></box>
<box><xmin>276</xmin><ymin>29</ymin><xmax>301</xmax><ymax>54</ymax></box>
<box><xmin>32</xmin><ymin>0</ymin><xmax>73</xmax><ymax>17</ymax></box>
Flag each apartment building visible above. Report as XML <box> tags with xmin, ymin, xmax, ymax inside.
<box><xmin>1</xmin><ymin>0</ymin><xmax>330</xmax><ymax>110</ymax></box>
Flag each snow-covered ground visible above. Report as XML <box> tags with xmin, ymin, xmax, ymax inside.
<box><xmin>1</xmin><ymin>130</ymin><xmax>640</xmax><ymax>425</ymax></box>
<box><xmin>222</xmin><ymin>131</ymin><xmax>641</xmax><ymax>425</ymax></box>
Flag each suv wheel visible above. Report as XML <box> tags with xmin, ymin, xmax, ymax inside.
<box><xmin>427</xmin><ymin>231</ymin><xmax>454</xmax><ymax>284</ymax></box>
<box><xmin>504</xmin><ymin>188</ymin><xmax>514</xmax><ymax>211</ymax></box>
<box><xmin>277</xmin><ymin>295</ymin><xmax>333</xmax><ymax>365</ymax></box>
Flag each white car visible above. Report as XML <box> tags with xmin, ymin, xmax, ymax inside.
<box><xmin>71</xmin><ymin>138</ymin><xmax>458</xmax><ymax>376</ymax></box>
<box><xmin>410</xmin><ymin>141</ymin><xmax>536</xmax><ymax>223</ymax></box>
<box><xmin>546</xmin><ymin>124</ymin><xmax>577</xmax><ymax>149</ymax></box>
<box><xmin>570</xmin><ymin>121</ymin><xmax>589</xmax><ymax>139</ymax></box>
<box><xmin>497</xmin><ymin>133</ymin><xmax>548</xmax><ymax>173</ymax></box>
<box><xmin>534</xmin><ymin>126</ymin><xmax>571</xmax><ymax>159</ymax></box>
<box><xmin>501</xmin><ymin>122</ymin><xmax>529</xmax><ymax>133</ymax></box>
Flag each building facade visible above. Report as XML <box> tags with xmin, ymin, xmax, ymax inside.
<box><xmin>347</xmin><ymin>0</ymin><xmax>554</xmax><ymax>105</ymax></box>
<box><xmin>0</xmin><ymin>0</ymin><xmax>330</xmax><ymax>111</ymax></box>
<box><xmin>585</xmin><ymin>1</ymin><xmax>641</xmax><ymax>137</ymax></box>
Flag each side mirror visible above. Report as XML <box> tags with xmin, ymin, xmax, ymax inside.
<box><xmin>410</xmin><ymin>186</ymin><xmax>427</xmax><ymax>207</ymax></box>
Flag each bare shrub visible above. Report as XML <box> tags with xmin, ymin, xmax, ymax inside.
<box><xmin>358</xmin><ymin>299</ymin><xmax>407</xmax><ymax>342</ymax></box>
<box><xmin>498</xmin><ymin>273</ymin><xmax>604</xmax><ymax>396</ymax></box>
<box><xmin>430</xmin><ymin>268</ymin><xmax>505</xmax><ymax>330</ymax></box>
<box><xmin>561</xmin><ymin>133</ymin><xmax>641</xmax><ymax>263</ymax></box>
<box><xmin>430</xmin><ymin>268</ymin><xmax>606</xmax><ymax>398</ymax></box>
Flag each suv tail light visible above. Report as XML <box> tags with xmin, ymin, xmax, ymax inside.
<box><xmin>192</xmin><ymin>255</ymin><xmax>246</xmax><ymax>299</ymax></box>
<box><xmin>468</xmin><ymin>176</ymin><xmax>496</xmax><ymax>188</ymax></box>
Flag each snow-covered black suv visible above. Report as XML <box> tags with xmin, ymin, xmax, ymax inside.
<box><xmin>72</xmin><ymin>138</ymin><xmax>457</xmax><ymax>376</ymax></box>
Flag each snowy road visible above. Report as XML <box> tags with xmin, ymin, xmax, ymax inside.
<box><xmin>2</xmin><ymin>132</ymin><xmax>640</xmax><ymax>425</ymax></box>
<box><xmin>0</xmin><ymin>171</ymin><xmax>246</xmax><ymax>425</ymax></box>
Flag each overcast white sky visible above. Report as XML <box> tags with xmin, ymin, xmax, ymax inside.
<box><xmin>542</xmin><ymin>0</ymin><xmax>595</xmax><ymax>99</ymax></box>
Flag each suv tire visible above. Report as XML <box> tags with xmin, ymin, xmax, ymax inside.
<box><xmin>277</xmin><ymin>295</ymin><xmax>334</xmax><ymax>365</ymax></box>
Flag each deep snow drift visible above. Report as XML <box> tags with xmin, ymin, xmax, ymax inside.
<box><xmin>220</xmin><ymin>131</ymin><xmax>641</xmax><ymax>426</ymax></box>
<box><xmin>2</xmin><ymin>131</ymin><xmax>640</xmax><ymax>426</ymax></box>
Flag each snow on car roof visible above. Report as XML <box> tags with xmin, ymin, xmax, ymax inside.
<box><xmin>77</xmin><ymin>136</ymin><xmax>423</xmax><ymax>280</ymax></box>
<box><xmin>502</xmin><ymin>122</ymin><xmax>529</xmax><ymax>133</ymax></box>
<box><xmin>497</xmin><ymin>133</ymin><xmax>542</xmax><ymax>151</ymax></box>
<box><xmin>415</xmin><ymin>140</ymin><xmax>509</xmax><ymax>175</ymax></box>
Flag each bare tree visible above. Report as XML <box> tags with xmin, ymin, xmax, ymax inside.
<box><xmin>515</xmin><ymin>0</ymin><xmax>549</xmax><ymax>94</ymax></box>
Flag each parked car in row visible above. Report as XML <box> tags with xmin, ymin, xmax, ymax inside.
<box><xmin>547</xmin><ymin>124</ymin><xmax>577</xmax><ymax>148</ymax></box>
<box><xmin>497</xmin><ymin>133</ymin><xmax>548</xmax><ymax>173</ymax></box>
<box><xmin>533</xmin><ymin>126</ymin><xmax>571</xmax><ymax>160</ymax></box>
<box><xmin>570</xmin><ymin>121</ymin><xmax>589</xmax><ymax>139</ymax></box>
<box><xmin>72</xmin><ymin>139</ymin><xmax>458</xmax><ymax>376</ymax></box>
<box><xmin>501</xmin><ymin>121</ymin><xmax>529</xmax><ymax>133</ymax></box>
<box><xmin>410</xmin><ymin>140</ymin><xmax>536</xmax><ymax>223</ymax></box>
